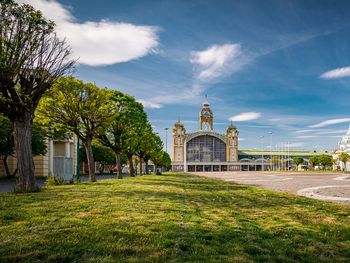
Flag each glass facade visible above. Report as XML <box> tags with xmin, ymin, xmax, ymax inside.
<box><xmin>186</xmin><ymin>135</ymin><xmax>226</xmax><ymax>162</ymax></box>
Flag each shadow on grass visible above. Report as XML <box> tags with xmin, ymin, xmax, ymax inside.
<box><xmin>0</xmin><ymin>174</ymin><xmax>349</xmax><ymax>262</ymax></box>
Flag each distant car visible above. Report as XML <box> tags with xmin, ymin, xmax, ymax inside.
<box><xmin>111</xmin><ymin>166</ymin><xmax>128</xmax><ymax>174</ymax></box>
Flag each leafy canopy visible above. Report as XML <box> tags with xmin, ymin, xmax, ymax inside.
<box><xmin>37</xmin><ymin>77</ymin><xmax>115</xmax><ymax>143</ymax></box>
<box><xmin>292</xmin><ymin>156</ymin><xmax>304</xmax><ymax>167</ymax></box>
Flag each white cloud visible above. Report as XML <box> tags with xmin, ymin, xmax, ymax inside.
<box><xmin>316</xmin><ymin>129</ymin><xmax>347</xmax><ymax>135</ymax></box>
<box><xmin>229</xmin><ymin>112</ymin><xmax>262</xmax><ymax>122</ymax></box>
<box><xmin>295</xmin><ymin>135</ymin><xmax>317</xmax><ymax>139</ymax></box>
<box><xmin>320</xmin><ymin>66</ymin><xmax>350</xmax><ymax>79</ymax></box>
<box><xmin>309</xmin><ymin>118</ymin><xmax>350</xmax><ymax>128</ymax></box>
<box><xmin>17</xmin><ymin>0</ymin><xmax>159</xmax><ymax>66</ymax></box>
<box><xmin>132</xmin><ymin>43</ymin><xmax>247</xmax><ymax>107</ymax></box>
<box><xmin>137</xmin><ymin>99</ymin><xmax>163</xmax><ymax>109</ymax></box>
<box><xmin>269</xmin><ymin>118</ymin><xmax>281</xmax><ymax>122</ymax></box>
<box><xmin>190</xmin><ymin>44</ymin><xmax>242</xmax><ymax>80</ymax></box>
<box><xmin>294</xmin><ymin>129</ymin><xmax>315</xmax><ymax>133</ymax></box>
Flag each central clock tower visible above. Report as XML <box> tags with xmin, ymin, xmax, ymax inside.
<box><xmin>199</xmin><ymin>95</ymin><xmax>213</xmax><ymax>130</ymax></box>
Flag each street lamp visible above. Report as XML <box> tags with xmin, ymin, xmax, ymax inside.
<box><xmin>268</xmin><ymin>132</ymin><xmax>273</xmax><ymax>171</ymax></box>
<box><xmin>260</xmin><ymin>136</ymin><xmax>264</xmax><ymax>171</ymax></box>
<box><xmin>164</xmin><ymin>128</ymin><xmax>169</xmax><ymax>153</ymax></box>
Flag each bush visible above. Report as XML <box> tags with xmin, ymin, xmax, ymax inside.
<box><xmin>46</xmin><ymin>176</ymin><xmax>66</xmax><ymax>186</ymax></box>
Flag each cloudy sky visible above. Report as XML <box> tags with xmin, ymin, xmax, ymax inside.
<box><xmin>18</xmin><ymin>0</ymin><xmax>350</xmax><ymax>154</ymax></box>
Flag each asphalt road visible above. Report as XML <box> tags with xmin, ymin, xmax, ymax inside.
<box><xmin>193</xmin><ymin>171</ymin><xmax>350</xmax><ymax>205</ymax></box>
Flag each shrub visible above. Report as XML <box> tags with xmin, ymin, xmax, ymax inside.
<box><xmin>46</xmin><ymin>176</ymin><xmax>66</xmax><ymax>186</ymax></box>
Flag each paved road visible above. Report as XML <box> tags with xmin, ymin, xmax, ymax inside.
<box><xmin>193</xmin><ymin>171</ymin><xmax>350</xmax><ymax>205</ymax></box>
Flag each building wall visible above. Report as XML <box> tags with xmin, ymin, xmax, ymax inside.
<box><xmin>172</xmin><ymin>122</ymin><xmax>185</xmax><ymax>163</ymax></box>
<box><xmin>0</xmin><ymin>137</ymin><xmax>77</xmax><ymax>177</ymax></box>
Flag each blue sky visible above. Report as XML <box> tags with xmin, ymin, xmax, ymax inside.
<box><xmin>19</xmin><ymin>0</ymin><xmax>350</xmax><ymax>154</ymax></box>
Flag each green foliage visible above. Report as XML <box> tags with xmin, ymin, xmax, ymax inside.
<box><xmin>98</xmin><ymin>90</ymin><xmax>148</xmax><ymax>177</ymax></box>
<box><xmin>31</xmin><ymin>122</ymin><xmax>48</xmax><ymax>156</ymax></box>
<box><xmin>46</xmin><ymin>176</ymin><xmax>65</xmax><ymax>186</ymax></box>
<box><xmin>0</xmin><ymin>174</ymin><xmax>349</xmax><ymax>262</ymax></box>
<box><xmin>339</xmin><ymin>152</ymin><xmax>349</xmax><ymax>164</ymax></box>
<box><xmin>37</xmin><ymin>77</ymin><xmax>115</xmax><ymax>141</ymax></box>
<box><xmin>151</xmin><ymin>150</ymin><xmax>171</xmax><ymax>169</ymax></box>
<box><xmin>79</xmin><ymin>143</ymin><xmax>115</xmax><ymax>165</ymax></box>
<box><xmin>308</xmin><ymin>156</ymin><xmax>320</xmax><ymax>169</ymax></box>
<box><xmin>318</xmin><ymin>154</ymin><xmax>333</xmax><ymax>169</ymax></box>
<box><xmin>37</xmin><ymin>77</ymin><xmax>115</xmax><ymax>181</ymax></box>
<box><xmin>292</xmin><ymin>156</ymin><xmax>304</xmax><ymax>169</ymax></box>
<box><xmin>161</xmin><ymin>151</ymin><xmax>171</xmax><ymax>168</ymax></box>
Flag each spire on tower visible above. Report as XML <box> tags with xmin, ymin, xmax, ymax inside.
<box><xmin>202</xmin><ymin>94</ymin><xmax>209</xmax><ymax>107</ymax></box>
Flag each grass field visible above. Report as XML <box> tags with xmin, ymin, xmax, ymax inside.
<box><xmin>0</xmin><ymin>173</ymin><xmax>349</xmax><ymax>262</ymax></box>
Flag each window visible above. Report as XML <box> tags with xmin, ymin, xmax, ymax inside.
<box><xmin>186</xmin><ymin>135</ymin><xmax>226</xmax><ymax>162</ymax></box>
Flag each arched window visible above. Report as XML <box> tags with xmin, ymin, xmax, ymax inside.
<box><xmin>186</xmin><ymin>135</ymin><xmax>226</xmax><ymax>162</ymax></box>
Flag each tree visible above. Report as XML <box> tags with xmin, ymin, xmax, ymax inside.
<box><xmin>160</xmin><ymin>151</ymin><xmax>171</xmax><ymax>168</ymax></box>
<box><xmin>98</xmin><ymin>91</ymin><xmax>146</xmax><ymax>179</ymax></box>
<box><xmin>145</xmin><ymin>132</ymin><xmax>163</xmax><ymax>174</ymax></box>
<box><xmin>292</xmin><ymin>156</ymin><xmax>304</xmax><ymax>171</ymax></box>
<box><xmin>0</xmin><ymin>115</ymin><xmax>47</xmax><ymax>177</ymax></box>
<box><xmin>308</xmin><ymin>156</ymin><xmax>319</xmax><ymax>170</ymax></box>
<box><xmin>79</xmin><ymin>142</ymin><xmax>116</xmax><ymax>175</ymax></box>
<box><xmin>0</xmin><ymin>1</ymin><xmax>74</xmax><ymax>191</ymax></box>
<box><xmin>37</xmin><ymin>77</ymin><xmax>114</xmax><ymax>182</ymax></box>
<box><xmin>318</xmin><ymin>154</ymin><xmax>333</xmax><ymax>170</ymax></box>
<box><xmin>339</xmin><ymin>152</ymin><xmax>349</xmax><ymax>171</ymax></box>
<box><xmin>151</xmin><ymin>150</ymin><xmax>171</xmax><ymax>173</ymax></box>
<box><xmin>121</xmin><ymin>103</ymin><xmax>149</xmax><ymax>177</ymax></box>
<box><xmin>135</xmin><ymin>124</ymin><xmax>158</xmax><ymax>175</ymax></box>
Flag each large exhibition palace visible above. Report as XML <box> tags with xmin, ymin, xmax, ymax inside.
<box><xmin>171</xmin><ymin>98</ymin><xmax>325</xmax><ymax>172</ymax></box>
<box><xmin>172</xmin><ymin>97</ymin><xmax>240</xmax><ymax>172</ymax></box>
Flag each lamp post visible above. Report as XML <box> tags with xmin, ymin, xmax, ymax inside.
<box><xmin>262</xmin><ymin>136</ymin><xmax>265</xmax><ymax>171</ymax></box>
<box><xmin>164</xmin><ymin>127</ymin><xmax>169</xmax><ymax>153</ymax></box>
<box><xmin>268</xmin><ymin>132</ymin><xmax>273</xmax><ymax>171</ymax></box>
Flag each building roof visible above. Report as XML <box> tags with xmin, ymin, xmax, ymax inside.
<box><xmin>239</xmin><ymin>149</ymin><xmax>330</xmax><ymax>157</ymax></box>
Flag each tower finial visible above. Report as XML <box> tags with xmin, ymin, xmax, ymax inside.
<box><xmin>203</xmin><ymin>94</ymin><xmax>209</xmax><ymax>107</ymax></box>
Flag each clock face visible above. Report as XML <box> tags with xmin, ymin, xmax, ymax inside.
<box><xmin>203</xmin><ymin>111</ymin><xmax>210</xmax><ymax>117</ymax></box>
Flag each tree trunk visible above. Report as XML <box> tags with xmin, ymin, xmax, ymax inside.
<box><xmin>115</xmin><ymin>151</ymin><xmax>123</xmax><ymax>179</ymax></box>
<box><xmin>13</xmin><ymin>117</ymin><xmax>36</xmax><ymax>192</ymax></box>
<box><xmin>139</xmin><ymin>156</ymin><xmax>143</xmax><ymax>175</ymax></box>
<box><xmin>84</xmin><ymin>139</ymin><xmax>96</xmax><ymax>182</ymax></box>
<box><xmin>3</xmin><ymin>155</ymin><xmax>11</xmax><ymax>177</ymax></box>
<box><xmin>145</xmin><ymin>159</ymin><xmax>149</xmax><ymax>175</ymax></box>
<box><xmin>344</xmin><ymin>161</ymin><xmax>347</xmax><ymax>172</ymax></box>
<box><xmin>128</xmin><ymin>155</ymin><xmax>134</xmax><ymax>177</ymax></box>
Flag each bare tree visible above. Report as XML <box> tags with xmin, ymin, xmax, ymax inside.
<box><xmin>0</xmin><ymin>0</ymin><xmax>75</xmax><ymax>191</ymax></box>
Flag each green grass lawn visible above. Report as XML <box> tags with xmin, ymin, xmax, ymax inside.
<box><xmin>0</xmin><ymin>173</ymin><xmax>349</xmax><ymax>262</ymax></box>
